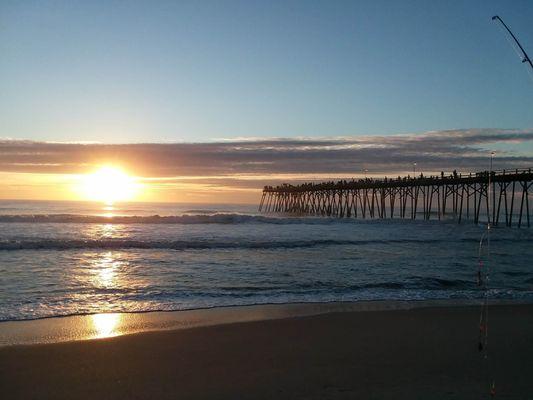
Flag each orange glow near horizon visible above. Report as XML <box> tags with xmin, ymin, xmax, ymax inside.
<box><xmin>0</xmin><ymin>170</ymin><xmax>266</xmax><ymax>204</ymax></box>
<box><xmin>78</xmin><ymin>166</ymin><xmax>140</xmax><ymax>204</ymax></box>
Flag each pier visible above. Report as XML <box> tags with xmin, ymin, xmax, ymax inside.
<box><xmin>259</xmin><ymin>168</ymin><xmax>533</xmax><ymax>227</ymax></box>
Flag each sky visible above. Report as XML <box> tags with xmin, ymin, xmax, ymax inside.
<box><xmin>0</xmin><ymin>0</ymin><xmax>532</xmax><ymax>203</ymax></box>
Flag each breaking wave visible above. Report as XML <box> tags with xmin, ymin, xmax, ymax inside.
<box><xmin>0</xmin><ymin>213</ymin><xmax>348</xmax><ymax>225</ymax></box>
<box><xmin>0</xmin><ymin>213</ymin><xmax>498</xmax><ymax>226</ymax></box>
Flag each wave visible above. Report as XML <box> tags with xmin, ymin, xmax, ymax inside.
<box><xmin>182</xmin><ymin>209</ymin><xmax>219</xmax><ymax>214</ymax></box>
<box><xmin>0</xmin><ymin>213</ymin><xmax>349</xmax><ymax>225</ymax></box>
<box><xmin>411</xmin><ymin>277</ymin><xmax>474</xmax><ymax>288</ymax></box>
<box><xmin>0</xmin><ymin>234</ymin><xmax>528</xmax><ymax>251</ymax></box>
<box><xmin>0</xmin><ymin>237</ymin><xmax>454</xmax><ymax>251</ymax></box>
<box><xmin>0</xmin><ymin>213</ymin><xmax>515</xmax><ymax>227</ymax></box>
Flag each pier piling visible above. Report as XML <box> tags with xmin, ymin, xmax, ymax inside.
<box><xmin>259</xmin><ymin>168</ymin><xmax>533</xmax><ymax>227</ymax></box>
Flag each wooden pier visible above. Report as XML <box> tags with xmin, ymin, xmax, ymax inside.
<box><xmin>259</xmin><ymin>168</ymin><xmax>533</xmax><ymax>227</ymax></box>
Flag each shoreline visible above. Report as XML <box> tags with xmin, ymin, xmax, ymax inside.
<box><xmin>1</xmin><ymin>302</ymin><xmax>533</xmax><ymax>399</ymax></box>
<box><xmin>1</xmin><ymin>298</ymin><xmax>531</xmax><ymax>347</ymax></box>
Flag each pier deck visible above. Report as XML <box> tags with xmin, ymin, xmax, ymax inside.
<box><xmin>259</xmin><ymin>168</ymin><xmax>533</xmax><ymax>227</ymax></box>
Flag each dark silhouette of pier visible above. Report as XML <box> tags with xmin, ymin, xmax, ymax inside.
<box><xmin>259</xmin><ymin>168</ymin><xmax>533</xmax><ymax>227</ymax></box>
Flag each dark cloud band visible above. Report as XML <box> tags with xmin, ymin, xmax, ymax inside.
<box><xmin>1</xmin><ymin>129</ymin><xmax>532</xmax><ymax>185</ymax></box>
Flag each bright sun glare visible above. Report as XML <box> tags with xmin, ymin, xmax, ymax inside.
<box><xmin>81</xmin><ymin>166</ymin><xmax>139</xmax><ymax>204</ymax></box>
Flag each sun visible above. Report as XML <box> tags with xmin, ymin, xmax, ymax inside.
<box><xmin>80</xmin><ymin>166</ymin><xmax>139</xmax><ymax>204</ymax></box>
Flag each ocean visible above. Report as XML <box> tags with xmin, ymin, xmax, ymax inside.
<box><xmin>1</xmin><ymin>200</ymin><xmax>532</xmax><ymax>321</ymax></box>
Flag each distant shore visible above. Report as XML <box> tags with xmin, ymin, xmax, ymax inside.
<box><xmin>1</xmin><ymin>301</ymin><xmax>533</xmax><ymax>399</ymax></box>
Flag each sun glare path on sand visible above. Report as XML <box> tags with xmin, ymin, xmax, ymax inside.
<box><xmin>80</xmin><ymin>166</ymin><xmax>140</xmax><ymax>205</ymax></box>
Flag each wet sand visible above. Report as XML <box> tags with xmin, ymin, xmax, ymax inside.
<box><xmin>1</xmin><ymin>303</ymin><xmax>533</xmax><ymax>399</ymax></box>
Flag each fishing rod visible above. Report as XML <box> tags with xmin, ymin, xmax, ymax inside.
<box><xmin>492</xmin><ymin>15</ymin><xmax>533</xmax><ymax>72</ymax></box>
<box><xmin>482</xmin><ymin>16</ymin><xmax>532</xmax><ymax>397</ymax></box>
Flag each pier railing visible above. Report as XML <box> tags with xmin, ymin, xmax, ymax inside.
<box><xmin>259</xmin><ymin>168</ymin><xmax>533</xmax><ymax>227</ymax></box>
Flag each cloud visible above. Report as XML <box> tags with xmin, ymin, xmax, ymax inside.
<box><xmin>1</xmin><ymin>129</ymin><xmax>532</xmax><ymax>189</ymax></box>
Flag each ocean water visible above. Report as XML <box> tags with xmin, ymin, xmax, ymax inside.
<box><xmin>1</xmin><ymin>200</ymin><xmax>532</xmax><ymax>321</ymax></box>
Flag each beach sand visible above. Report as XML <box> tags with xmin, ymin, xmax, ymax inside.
<box><xmin>1</xmin><ymin>303</ymin><xmax>533</xmax><ymax>399</ymax></box>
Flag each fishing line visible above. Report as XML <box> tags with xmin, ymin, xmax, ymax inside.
<box><xmin>495</xmin><ymin>22</ymin><xmax>524</xmax><ymax>61</ymax></box>
<box><xmin>492</xmin><ymin>15</ymin><xmax>533</xmax><ymax>83</ymax></box>
<box><xmin>496</xmin><ymin>22</ymin><xmax>533</xmax><ymax>84</ymax></box>
<box><xmin>478</xmin><ymin>18</ymin><xmax>531</xmax><ymax>396</ymax></box>
<box><xmin>477</xmin><ymin>152</ymin><xmax>495</xmax><ymax>397</ymax></box>
<box><xmin>525</xmin><ymin>67</ymin><xmax>533</xmax><ymax>84</ymax></box>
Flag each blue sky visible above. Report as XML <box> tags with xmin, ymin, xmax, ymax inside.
<box><xmin>1</xmin><ymin>0</ymin><xmax>532</xmax><ymax>143</ymax></box>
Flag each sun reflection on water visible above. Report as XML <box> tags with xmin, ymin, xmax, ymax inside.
<box><xmin>101</xmin><ymin>223</ymin><xmax>117</xmax><ymax>235</ymax></box>
<box><xmin>84</xmin><ymin>222</ymin><xmax>125</xmax><ymax>240</ymax></box>
<box><xmin>91</xmin><ymin>313</ymin><xmax>121</xmax><ymax>338</ymax></box>
<box><xmin>94</xmin><ymin>251</ymin><xmax>120</xmax><ymax>288</ymax></box>
<box><xmin>73</xmin><ymin>223</ymin><xmax>145</xmax><ymax>329</ymax></box>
